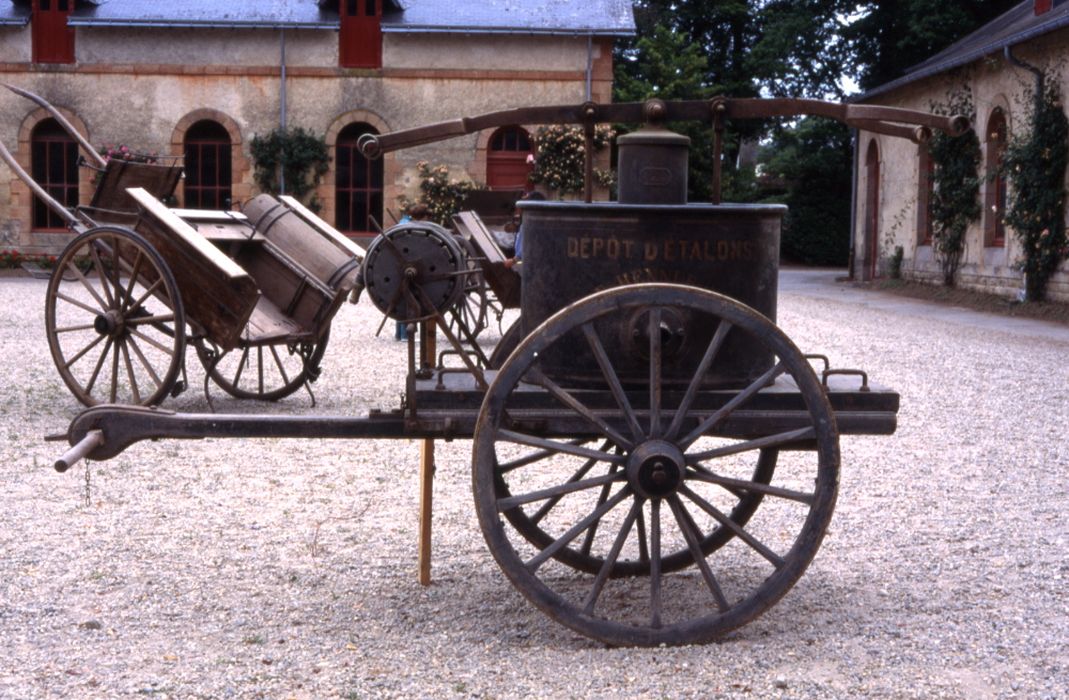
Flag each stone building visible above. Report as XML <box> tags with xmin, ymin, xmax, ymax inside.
<box><xmin>851</xmin><ymin>0</ymin><xmax>1069</xmax><ymax>302</ymax></box>
<box><xmin>0</xmin><ymin>0</ymin><xmax>634</xmax><ymax>253</ymax></box>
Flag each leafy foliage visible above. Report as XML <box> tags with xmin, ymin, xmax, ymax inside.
<box><xmin>1003</xmin><ymin>79</ymin><xmax>1069</xmax><ymax>302</ymax></box>
<box><xmin>398</xmin><ymin>162</ymin><xmax>480</xmax><ymax>226</ymax></box>
<box><xmin>527</xmin><ymin>125</ymin><xmax>615</xmax><ymax>197</ymax></box>
<box><xmin>760</xmin><ymin>118</ymin><xmax>853</xmax><ymax>265</ymax></box>
<box><xmin>928</xmin><ymin>87</ymin><xmax>982</xmax><ymax>287</ymax></box>
<box><xmin>249</xmin><ymin>127</ymin><xmax>330</xmax><ymax>206</ymax></box>
<box><xmin>844</xmin><ymin>0</ymin><xmax>1019</xmax><ymax>91</ymax></box>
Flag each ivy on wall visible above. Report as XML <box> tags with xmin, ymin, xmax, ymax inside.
<box><xmin>398</xmin><ymin>161</ymin><xmax>480</xmax><ymax>227</ymax></box>
<box><xmin>1002</xmin><ymin>78</ymin><xmax>1069</xmax><ymax>303</ymax></box>
<box><xmin>928</xmin><ymin>85</ymin><xmax>981</xmax><ymax>287</ymax></box>
<box><xmin>528</xmin><ymin>125</ymin><xmax>615</xmax><ymax>197</ymax></box>
<box><xmin>249</xmin><ymin>127</ymin><xmax>329</xmax><ymax>207</ymax></box>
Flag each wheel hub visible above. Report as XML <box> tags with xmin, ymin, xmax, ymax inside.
<box><xmin>626</xmin><ymin>439</ymin><xmax>686</xmax><ymax>499</ymax></box>
<box><xmin>94</xmin><ymin>310</ymin><xmax>124</xmax><ymax>337</ymax></box>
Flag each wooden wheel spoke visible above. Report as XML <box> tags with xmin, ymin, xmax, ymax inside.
<box><xmin>55</xmin><ymin>289</ymin><xmax>104</xmax><ymax>316</ymax></box>
<box><xmin>686</xmin><ymin>426</ymin><xmax>815</xmax><ymax>462</ymax></box>
<box><xmin>89</xmin><ymin>244</ymin><xmax>116</xmax><ymax>308</ymax></box>
<box><xmin>83</xmin><ymin>336</ymin><xmax>113</xmax><ymax>396</ymax></box>
<box><xmin>231</xmin><ymin>346</ymin><xmax>251</xmax><ymax>388</ymax></box>
<box><xmin>120</xmin><ymin>340</ymin><xmax>142</xmax><ymax>405</ymax></box>
<box><xmin>635</xmin><ymin>504</ymin><xmax>650</xmax><ymax>563</ymax></box>
<box><xmin>108</xmin><ymin>336</ymin><xmax>121</xmax><ymax>403</ymax></box>
<box><xmin>126</xmin><ymin>335</ymin><xmax>163</xmax><ymax>389</ymax></box>
<box><xmin>582</xmin><ymin>498</ymin><xmax>643</xmax><ymax>615</ymax></box>
<box><xmin>55</xmin><ymin>322</ymin><xmax>99</xmax><ymax>334</ymax></box>
<box><xmin>582</xmin><ymin>322</ymin><xmax>645</xmax><ymax>442</ymax></box>
<box><xmin>125</xmin><ymin>313</ymin><xmax>176</xmax><ymax>327</ymax></box>
<box><xmin>648</xmin><ymin>308</ymin><xmax>663</xmax><ymax>438</ymax></box>
<box><xmin>667</xmin><ymin>495</ymin><xmax>730</xmax><ymax>612</ymax></box>
<box><xmin>527</xmin><ymin>442</ymin><xmax>612</xmax><ymax>525</ymax></box>
<box><xmin>579</xmin><ymin>463</ymin><xmax>621</xmax><ymax>556</ymax></box>
<box><xmin>679</xmin><ymin>361</ymin><xmax>787</xmax><ymax>448</ymax></box>
<box><xmin>498</xmin><ymin>429</ymin><xmax>626</xmax><ymax>464</ymax></box>
<box><xmin>497</xmin><ymin>471</ymin><xmax>624</xmax><ymax>511</ymax></box>
<box><xmin>63</xmin><ymin>333</ymin><xmax>106</xmax><ymax>370</ymax></box>
<box><xmin>256</xmin><ymin>346</ymin><xmax>266</xmax><ymax>394</ymax></box>
<box><xmin>121</xmin><ymin>249</ymin><xmax>145</xmax><ymax>313</ymax></box>
<box><xmin>666</xmin><ymin>321</ymin><xmax>732</xmax><ymax>441</ymax></box>
<box><xmin>687</xmin><ymin>466</ymin><xmax>815</xmax><ymax>505</ymax></box>
<box><xmin>268</xmin><ymin>345</ymin><xmax>292</xmax><ymax>386</ymax></box>
<box><xmin>525</xmin><ymin>487</ymin><xmax>631</xmax><ymax>572</ymax></box>
<box><xmin>126</xmin><ymin>278</ymin><xmax>165</xmax><ymax>316</ymax></box>
<box><xmin>128</xmin><ymin>327</ymin><xmax>176</xmax><ymax>356</ymax></box>
<box><xmin>497</xmin><ymin>438</ymin><xmax>595</xmax><ymax>475</ymax></box>
<box><xmin>650</xmin><ymin>499</ymin><xmax>663</xmax><ymax>628</ymax></box>
<box><xmin>68</xmin><ymin>259</ymin><xmax>109</xmax><ymax>311</ymax></box>
<box><xmin>679</xmin><ymin>485</ymin><xmax>785</xmax><ymax>568</ymax></box>
<box><xmin>529</xmin><ymin>368</ymin><xmax>633</xmax><ymax>450</ymax></box>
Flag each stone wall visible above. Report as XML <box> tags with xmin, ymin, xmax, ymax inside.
<box><xmin>853</xmin><ymin>28</ymin><xmax>1069</xmax><ymax>302</ymax></box>
<box><xmin>0</xmin><ymin>24</ymin><xmax>615</xmax><ymax>255</ymax></box>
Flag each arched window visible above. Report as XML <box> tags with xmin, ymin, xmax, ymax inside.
<box><xmin>917</xmin><ymin>142</ymin><xmax>934</xmax><ymax>245</ymax></box>
<box><xmin>31</xmin><ymin>118</ymin><xmax>78</xmax><ymax>230</ymax></box>
<box><xmin>984</xmin><ymin>108</ymin><xmax>1008</xmax><ymax>247</ymax></box>
<box><xmin>336</xmin><ymin>122</ymin><xmax>383</xmax><ymax>234</ymax></box>
<box><xmin>864</xmin><ymin>139</ymin><xmax>880</xmax><ymax>279</ymax></box>
<box><xmin>183</xmin><ymin>120</ymin><xmax>232</xmax><ymax>209</ymax></box>
<box><xmin>486</xmin><ymin>126</ymin><xmax>534</xmax><ymax>190</ymax></box>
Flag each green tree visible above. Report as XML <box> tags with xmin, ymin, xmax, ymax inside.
<box><xmin>845</xmin><ymin>0</ymin><xmax>1019</xmax><ymax>92</ymax></box>
<box><xmin>760</xmin><ymin>117</ymin><xmax>853</xmax><ymax>265</ymax></box>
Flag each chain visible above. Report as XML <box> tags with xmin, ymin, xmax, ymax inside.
<box><xmin>83</xmin><ymin>460</ymin><xmax>92</xmax><ymax>507</ymax></box>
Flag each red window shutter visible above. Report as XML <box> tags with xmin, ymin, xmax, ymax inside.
<box><xmin>340</xmin><ymin>0</ymin><xmax>382</xmax><ymax>69</ymax></box>
<box><xmin>32</xmin><ymin>0</ymin><xmax>76</xmax><ymax>64</ymax></box>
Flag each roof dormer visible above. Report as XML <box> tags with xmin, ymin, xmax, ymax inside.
<box><xmin>31</xmin><ymin>0</ymin><xmax>76</xmax><ymax>64</ymax></box>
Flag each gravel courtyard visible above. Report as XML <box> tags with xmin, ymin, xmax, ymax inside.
<box><xmin>1</xmin><ymin>271</ymin><xmax>1067</xmax><ymax>699</ymax></box>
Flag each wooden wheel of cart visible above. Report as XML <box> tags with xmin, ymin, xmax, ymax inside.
<box><xmin>472</xmin><ymin>283</ymin><xmax>840</xmax><ymax>646</ymax></box>
<box><xmin>192</xmin><ymin>329</ymin><xmax>330</xmax><ymax>402</ymax></box>
<box><xmin>45</xmin><ymin>226</ymin><xmax>186</xmax><ymax>407</ymax></box>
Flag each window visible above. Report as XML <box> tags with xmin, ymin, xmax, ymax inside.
<box><xmin>917</xmin><ymin>143</ymin><xmax>934</xmax><ymax>245</ymax></box>
<box><xmin>31</xmin><ymin>118</ymin><xmax>78</xmax><ymax>230</ymax></box>
<box><xmin>32</xmin><ymin>0</ymin><xmax>75</xmax><ymax>64</ymax></box>
<box><xmin>183</xmin><ymin>120</ymin><xmax>233</xmax><ymax>209</ymax></box>
<box><xmin>486</xmin><ymin>126</ymin><xmax>534</xmax><ymax>190</ymax></box>
<box><xmin>984</xmin><ymin>109</ymin><xmax>1008</xmax><ymax>247</ymax></box>
<box><xmin>340</xmin><ymin>0</ymin><xmax>382</xmax><ymax>69</ymax></box>
<box><xmin>336</xmin><ymin>122</ymin><xmax>383</xmax><ymax>234</ymax></box>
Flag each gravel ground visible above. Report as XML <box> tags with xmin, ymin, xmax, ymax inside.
<box><xmin>1</xmin><ymin>271</ymin><xmax>1067</xmax><ymax>699</ymax></box>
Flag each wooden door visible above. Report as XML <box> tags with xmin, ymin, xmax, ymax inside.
<box><xmin>32</xmin><ymin>0</ymin><xmax>75</xmax><ymax>64</ymax></box>
<box><xmin>339</xmin><ymin>0</ymin><xmax>382</xmax><ymax>69</ymax></box>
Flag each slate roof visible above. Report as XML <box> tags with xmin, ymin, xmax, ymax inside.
<box><xmin>49</xmin><ymin>0</ymin><xmax>633</xmax><ymax>35</ymax></box>
<box><xmin>860</xmin><ymin>0</ymin><xmax>1069</xmax><ymax>100</ymax></box>
<box><xmin>382</xmin><ymin>0</ymin><xmax>635</xmax><ymax>36</ymax></box>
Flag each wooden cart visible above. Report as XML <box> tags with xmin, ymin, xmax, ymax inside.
<box><xmin>50</xmin><ymin>97</ymin><xmax>966</xmax><ymax>647</ymax></box>
<box><xmin>2</xmin><ymin>86</ymin><xmax>362</xmax><ymax>407</ymax></box>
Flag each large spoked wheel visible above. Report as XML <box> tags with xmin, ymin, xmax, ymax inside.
<box><xmin>45</xmin><ymin>226</ymin><xmax>186</xmax><ymax>407</ymax></box>
<box><xmin>472</xmin><ymin>283</ymin><xmax>839</xmax><ymax>646</ymax></box>
<box><xmin>193</xmin><ymin>329</ymin><xmax>329</xmax><ymax>402</ymax></box>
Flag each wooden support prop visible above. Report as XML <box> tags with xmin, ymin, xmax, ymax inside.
<box><xmin>417</xmin><ymin>319</ymin><xmax>437</xmax><ymax>585</ymax></box>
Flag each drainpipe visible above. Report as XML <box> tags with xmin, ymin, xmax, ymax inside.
<box><xmin>585</xmin><ymin>34</ymin><xmax>593</xmax><ymax>101</ymax></box>
<box><xmin>279</xmin><ymin>28</ymin><xmax>288</xmax><ymax>194</ymax></box>
<box><xmin>847</xmin><ymin>127</ymin><xmax>859</xmax><ymax>280</ymax></box>
<box><xmin>1004</xmin><ymin>44</ymin><xmax>1044</xmax><ymax>113</ymax></box>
